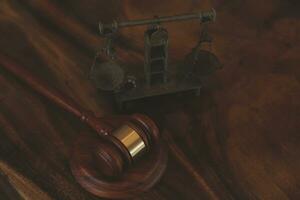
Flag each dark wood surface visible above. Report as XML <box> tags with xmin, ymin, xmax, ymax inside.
<box><xmin>0</xmin><ymin>0</ymin><xmax>299</xmax><ymax>199</ymax></box>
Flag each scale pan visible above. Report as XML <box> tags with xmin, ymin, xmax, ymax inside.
<box><xmin>90</xmin><ymin>61</ymin><xmax>124</xmax><ymax>91</ymax></box>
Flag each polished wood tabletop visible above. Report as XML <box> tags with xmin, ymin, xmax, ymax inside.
<box><xmin>0</xmin><ymin>0</ymin><xmax>299</xmax><ymax>199</ymax></box>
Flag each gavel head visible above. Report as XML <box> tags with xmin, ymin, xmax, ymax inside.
<box><xmin>92</xmin><ymin>114</ymin><xmax>159</xmax><ymax>178</ymax></box>
<box><xmin>71</xmin><ymin>113</ymin><xmax>167</xmax><ymax>199</ymax></box>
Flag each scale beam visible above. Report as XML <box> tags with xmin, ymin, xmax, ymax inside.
<box><xmin>99</xmin><ymin>9</ymin><xmax>216</xmax><ymax>35</ymax></box>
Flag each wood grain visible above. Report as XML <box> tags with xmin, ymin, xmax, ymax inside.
<box><xmin>0</xmin><ymin>0</ymin><xmax>299</xmax><ymax>199</ymax></box>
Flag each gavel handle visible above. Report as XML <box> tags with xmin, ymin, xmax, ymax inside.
<box><xmin>0</xmin><ymin>53</ymin><xmax>110</xmax><ymax>134</ymax></box>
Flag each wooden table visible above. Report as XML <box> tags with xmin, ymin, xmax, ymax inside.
<box><xmin>0</xmin><ymin>0</ymin><xmax>299</xmax><ymax>199</ymax></box>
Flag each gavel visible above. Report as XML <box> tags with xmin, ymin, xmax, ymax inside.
<box><xmin>0</xmin><ymin>53</ymin><xmax>167</xmax><ymax>198</ymax></box>
<box><xmin>91</xmin><ymin>113</ymin><xmax>160</xmax><ymax>177</ymax></box>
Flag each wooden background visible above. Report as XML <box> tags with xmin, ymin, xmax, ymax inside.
<box><xmin>0</xmin><ymin>0</ymin><xmax>299</xmax><ymax>199</ymax></box>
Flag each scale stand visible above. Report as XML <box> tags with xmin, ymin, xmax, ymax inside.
<box><xmin>90</xmin><ymin>9</ymin><xmax>221</xmax><ymax>109</ymax></box>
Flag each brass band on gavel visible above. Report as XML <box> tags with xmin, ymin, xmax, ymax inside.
<box><xmin>112</xmin><ymin>125</ymin><xmax>147</xmax><ymax>159</ymax></box>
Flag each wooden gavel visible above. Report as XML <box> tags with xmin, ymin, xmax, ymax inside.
<box><xmin>0</xmin><ymin>53</ymin><xmax>167</xmax><ymax>198</ymax></box>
